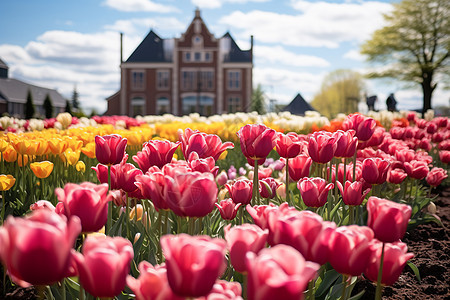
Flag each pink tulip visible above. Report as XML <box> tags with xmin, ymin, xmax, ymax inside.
<box><xmin>0</xmin><ymin>210</ymin><xmax>81</xmax><ymax>287</ymax></box>
<box><xmin>297</xmin><ymin>177</ymin><xmax>334</xmax><ymax>208</ymax></box>
<box><xmin>179</xmin><ymin>128</ymin><xmax>234</xmax><ymax>161</ymax></box>
<box><xmin>55</xmin><ymin>182</ymin><xmax>111</xmax><ymax>233</ymax></box>
<box><xmin>328</xmin><ymin>225</ymin><xmax>374</xmax><ymax>276</ymax></box>
<box><xmin>342</xmin><ymin>113</ymin><xmax>377</xmax><ymax>142</ymax></box>
<box><xmin>404</xmin><ymin>160</ymin><xmax>429</xmax><ymax>180</ymax></box>
<box><xmin>361</xmin><ymin>127</ymin><xmax>386</xmax><ymax>148</ymax></box>
<box><xmin>367</xmin><ymin>197</ymin><xmax>412</xmax><ymax>243</ymax></box>
<box><xmin>276</xmin><ymin>132</ymin><xmax>303</xmax><ymax>158</ymax></box>
<box><xmin>361</xmin><ymin>157</ymin><xmax>390</xmax><ymax>185</ymax></box>
<box><xmin>132</xmin><ymin>140</ymin><xmax>180</xmax><ymax>172</ymax></box>
<box><xmin>440</xmin><ymin>150</ymin><xmax>450</xmax><ymax>164</ymax></box>
<box><xmin>224</xmin><ymin>224</ymin><xmax>268</xmax><ymax>273</ymax></box>
<box><xmin>287</xmin><ymin>154</ymin><xmax>312</xmax><ymax>181</ymax></box>
<box><xmin>426</xmin><ymin>167</ymin><xmax>448</xmax><ymax>187</ymax></box>
<box><xmin>307</xmin><ymin>131</ymin><xmax>336</xmax><ymax>164</ymax></box>
<box><xmin>215</xmin><ymin>199</ymin><xmax>242</xmax><ymax>220</ymax></box>
<box><xmin>161</xmin><ymin>234</ymin><xmax>227</xmax><ymax>298</ymax></box>
<box><xmin>259</xmin><ymin>177</ymin><xmax>281</xmax><ymax>199</ymax></box>
<box><xmin>333</xmin><ymin>130</ymin><xmax>357</xmax><ymax>158</ymax></box>
<box><xmin>199</xmin><ymin>280</ymin><xmax>243</xmax><ymax>300</ymax></box>
<box><xmin>188</xmin><ymin>152</ymin><xmax>219</xmax><ymax>176</ymax></box>
<box><xmin>165</xmin><ymin>171</ymin><xmax>218</xmax><ymax>217</ymax></box>
<box><xmin>237</xmin><ymin>124</ymin><xmax>277</xmax><ymax>162</ymax></box>
<box><xmin>135</xmin><ymin>166</ymin><xmax>169</xmax><ymax>210</ymax></box>
<box><xmin>126</xmin><ymin>262</ymin><xmax>183</xmax><ymax>300</ymax></box>
<box><xmin>245</xmin><ymin>244</ymin><xmax>320</xmax><ymax>300</ymax></box>
<box><xmin>336</xmin><ymin>180</ymin><xmax>371</xmax><ymax>206</ymax></box>
<box><xmin>364</xmin><ymin>240</ymin><xmax>414</xmax><ymax>286</ymax></box>
<box><xmin>94</xmin><ymin>134</ymin><xmax>127</xmax><ymax>165</ymax></box>
<box><xmin>215</xmin><ymin>170</ymin><xmax>228</xmax><ymax>185</ymax></box>
<box><xmin>225</xmin><ymin>180</ymin><xmax>253</xmax><ymax>205</ymax></box>
<box><xmin>72</xmin><ymin>236</ymin><xmax>134</xmax><ymax>298</ymax></box>
<box><xmin>268</xmin><ymin>210</ymin><xmax>336</xmax><ymax>265</ymax></box>
<box><xmin>246</xmin><ymin>203</ymin><xmax>279</xmax><ymax>230</ymax></box>
<box><xmin>113</xmin><ymin>158</ymin><xmax>143</xmax><ymax>193</ymax></box>
<box><xmin>387</xmin><ymin>168</ymin><xmax>408</xmax><ymax>184</ymax></box>
<box><xmin>29</xmin><ymin>200</ymin><xmax>55</xmax><ymax>212</ymax></box>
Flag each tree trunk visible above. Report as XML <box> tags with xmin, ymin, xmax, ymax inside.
<box><xmin>421</xmin><ymin>72</ymin><xmax>435</xmax><ymax>118</ymax></box>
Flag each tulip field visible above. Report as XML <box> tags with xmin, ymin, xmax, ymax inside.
<box><xmin>0</xmin><ymin>110</ymin><xmax>448</xmax><ymax>300</ymax></box>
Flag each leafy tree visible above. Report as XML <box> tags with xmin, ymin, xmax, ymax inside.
<box><xmin>43</xmin><ymin>94</ymin><xmax>53</xmax><ymax>119</ymax></box>
<box><xmin>65</xmin><ymin>100</ymin><xmax>72</xmax><ymax>114</ymax></box>
<box><xmin>361</xmin><ymin>0</ymin><xmax>449</xmax><ymax>114</ymax></box>
<box><xmin>310</xmin><ymin>69</ymin><xmax>366</xmax><ymax>119</ymax></box>
<box><xmin>25</xmin><ymin>90</ymin><xmax>35</xmax><ymax>119</ymax></box>
<box><xmin>251</xmin><ymin>84</ymin><xmax>266</xmax><ymax>114</ymax></box>
<box><xmin>71</xmin><ymin>85</ymin><xmax>80</xmax><ymax>111</ymax></box>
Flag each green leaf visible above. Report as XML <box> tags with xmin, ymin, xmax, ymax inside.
<box><xmin>349</xmin><ymin>289</ymin><xmax>366</xmax><ymax>300</ymax></box>
<box><xmin>110</xmin><ymin>212</ymin><xmax>126</xmax><ymax>236</ymax></box>
<box><xmin>316</xmin><ymin>269</ymin><xmax>341</xmax><ymax>297</ymax></box>
<box><xmin>407</xmin><ymin>261</ymin><xmax>421</xmax><ymax>283</ymax></box>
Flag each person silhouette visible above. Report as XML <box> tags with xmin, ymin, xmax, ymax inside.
<box><xmin>386</xmin><ymin>93</ymin><xmax>397</xmax><ymax>112</ymax></box>
<box><xmin>366</xmin><ymin>95</ymin><xmax>377</xmax><ymax>111</ymax></box>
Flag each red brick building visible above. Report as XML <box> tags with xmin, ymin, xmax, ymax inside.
<box><xmin>106</xmin><ymin>9</ymin><xmax>253</xmax><ymax>117</ymax></box>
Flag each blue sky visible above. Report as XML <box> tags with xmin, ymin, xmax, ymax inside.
<box><xmin>1</xmin><ymin>0</ymin><xmax>448</xmax><ymax>114</ymax></box>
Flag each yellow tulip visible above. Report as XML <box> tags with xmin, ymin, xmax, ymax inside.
<box><xmin>48</xmin><ymin>138</ymin><xmax>69</xmax><ymax>155</ymax></box>
<box><xmin>81</xmin><ymin>142</ymin><xmax>96</xmax><ymax>158</ymax></box>
<box><xmin>129</xmin><ymin>204</ymin><xmax>144</xmax><ymax>221</ymax></box>
<box><xmin>0</xmin><ymin>138</ymin><xmax>8</xmax><ymax>152</ymax></box>
<box><xmin>66</xmin><ymin>138</ymin><xmax>83</xmax><ymax>151</ymax></box>
<box><xmin>76</xmin><ymin>161</ymin><xmax>86</xmax><ymax>172</ymax></box>
<box><xmin>0</xmin><ymin>174</ymin><xmax>15</xmax><ymax>191</ymax></box>
<box><xmin>2</xmin><ymin>145</ymin><xmax>17</xmax><ymax>162</ymax></box>
<box><xmin>10</xmin><ymin>138</ymin><xmax>33</xmax><ymax>156</ymax></box>
<box><xmin>30</xmin><ymin>161</ymin><xmax>54</xmax><ymax>178</ymax></box>
<box><xmin>17</xmin><ymin>154</ymin><xmax>30</xmax><ymax>167</ymax></box>
<box><xmin>64</xmin><ymin>149</ymin><xmax>80</xmax><ymax>166</ymax></box>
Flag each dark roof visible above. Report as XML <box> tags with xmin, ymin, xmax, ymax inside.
<box><xmin>126</xmin><ymin>30</ymin><xmax>170</xmax><ymax>63</ymax></box>
<box><xmin>0</xmin><ymin>58</ymin><xmax>8</xmax><ymax>70</ymax></box>
<box><xmin>0</xmin><ymin>78</ymin><xmax>66</xmax><ymax>107</ymax></box>
<box><xmin>222</xmin><ymin>32</ymin><xmax>252</xmax><ymax>63</ymax></box>
<box><xmin>282</xmin><ymin>93</ymin><xmax>315</xmax><ymax>115</ymax></box>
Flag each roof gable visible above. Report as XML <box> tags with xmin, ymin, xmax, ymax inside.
<box><xmin>126</xmin><ymin>30</ymin><xmax>171</xmax><ymax>63</ymax></box>
<box><xmin>282</xmin><ymin>93</ymin><xmax>315</xmax><ymax>115</ymax></box>
<box><xmin>221</xmin><ymin>32</ymin><xmax>252</xmax><ymax>63</ymax></box>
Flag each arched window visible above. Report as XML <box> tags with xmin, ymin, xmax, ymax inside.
<box><xmin>130</xmin><ymin>97</ymin><xmax>145</xmax><ymax>117</ymax></box>
<box><xmin>156</xmin><ymin>97</ymin><xmax>170</xmax><ymax>115</ymax></box>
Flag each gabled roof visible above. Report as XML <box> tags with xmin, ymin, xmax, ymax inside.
<box><xmin>282</xmin><ymin>93</ymin><xmax>315</xmax><ymax>115</ymax></box>
<box><xmin>0</xmin><ymin>58</ymin><xmax>8</xmax><ymax>70</ymax></box>
<box><xmin>126</xmin><ymin>30</ymin><xmax>169</xmax><ymax>63</ymax></box>
<box><xmin>222</xmin><ymin>32</ymin><xmax>252</xmax><ymax>63</ymax></box>
<box><xmin>0</xmin><ymin>78</ymin><xmax>66</xmax><ymax>107</ymax></box>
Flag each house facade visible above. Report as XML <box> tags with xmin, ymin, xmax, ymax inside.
<box><xmin>0</xmin><ymin>58</ymin><xmax>66</xmax><ymax>118</ymax></box>
<box><xmin>106</xmin><ymin>9</ymin><xmax>253</xmax><ymax>117</ymax></box>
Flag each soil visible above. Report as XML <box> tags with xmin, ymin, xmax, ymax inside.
<box><xmin>353</xmin><ymin>185</ymin><xmax>450</xmax><ymax>300</ymax></box>
<box><xmin>1</xmin><ymin>187</ymin><xmax>449</xmax><ymax>300</ymax></box>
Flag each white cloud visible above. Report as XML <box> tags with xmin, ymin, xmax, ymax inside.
<box><xmin>192</xmin><ymin>0</ymin><xmax>269</xmax><ymax>9</ymax></box>
<box><xmin>104</xmin><ymin>17</ymin><xmax>186</xmax><ymax>37</ymax></box>
<box><xmin>219</xmin><ymin>1</ymin><xmax>392</xmax><ymax>48</ymax></box>
<box><xmin>255</xmin><ymin>45</ymin><xmax>330</xmax><ymax>67</ymax></box>
<box><xmin>103</xmin><ymin>0</ymin><xmax>179</xmax><ymax>13</ymax></box>
<box><xmin>343</xmin><ymin>49</ymin><xmax>365</xmax><ymax>61</ymax></box>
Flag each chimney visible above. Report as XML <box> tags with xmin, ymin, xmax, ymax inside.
<box><xmin>250</xmin><ymin>35</ymin><xmax>254</xmax><ymax>60</ymax></box>
<box><xmin>120</xmin><ymin>32</ymin><xmax>124</xmax><ymax>64</ymax></box>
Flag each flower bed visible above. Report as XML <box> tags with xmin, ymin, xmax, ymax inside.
<box><xmin>0</xmin><ymin>111</ymin><xmax>448</xmax><ymax>300</ymax></box>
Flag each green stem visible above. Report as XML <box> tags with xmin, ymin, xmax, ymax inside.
<box><xmin>106</xmin><ymin>165</ymin><xmax>112</xmax><ymax>236</ymax></box>
<box><xmin>60</xmin><ymin>279</ymin><xmax>66</xmax><ymax>300</ymax></box>
<box><xmin>79</xmin><ymin>283</ymin><xmax>85</xmax><ymax>300</ymax></box>
<box><xmin>343</xmin><ymin>158</ymin><xmax>347</xmax><ymax>184</ymax></box>
<box><xmin>306</xmin><ymin>279</ymin><xmax>315</xmax><ymax>300</ymax></box>
<box><xmin>285</xmin><ymin>157</ymin><xmax>290</xmax><ymax>205</ymax></box>
<box><xmin>1</xmin><ymin>190</ymin><xmax>5</xmax><ymax>225</ymax></box>
<box><xmin>375</xmin><ymin>243</ymin><xmax>386</xmax><ymax>300</ymax></box>
<box><xmin>164</xmin><ymin>210</ymin><xmax>170</xmax><ymax>234</ymax></box>
<box><xmin>252</xmin><ymin>161</ymin><xmax>259</xmax><ymax>205</ymax></box>
<box><xmin>349</xmin><ymin>206</ymin><xmax>354</xmax><ymax>225</ymax></box>
<box><xmin>352</xmin><ymin>151</ymin><xmax>357</xmax><ymax>182</ymax></box>
<box><xmin>243</xmin><ymin>274</ymin><xmax>248</xmax><ymax>300</ymax></box>
<box><xmin>341</xmin><ymin>275</ymin><xmax>348</xmax><ymax>300</ymax></box>
<box><xmin>126</xmin><ymin>192</ymin><xmax>130</xmax><ymax>239</ymax></box>
<box><xmin>189</xmin><ymin>217</ymin><xmax>196</xmax><ymax>235</ymax></box>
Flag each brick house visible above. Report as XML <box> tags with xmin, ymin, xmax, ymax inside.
<box><xmin>105</xmin><ymin>9</ymin><xmax>253</xmax><ymax>117</ymax></box>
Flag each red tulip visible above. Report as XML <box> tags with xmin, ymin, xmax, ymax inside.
<box><xmin>200</xmin><ymin>280</ymin><xmax>243</xmax><ymax>300</ymax></box>
<box><xmin>72</xmin><ymin>236</ymin><xmax>134</xmax><ymax>298</ymax></box>
<box><xmin>439</xmin><ymin>150</ymin><xmax>450</xmax><ymax>164</ymax></box>
<box><xmin>342</xmin><ymin>113</ymin><xmax>377</xmax><ymax>141</ymax></box>
<box><xmin>268</xmin><ymin>210</ymin><xmax>336</xmax><ymax>265</ymax></box>
<box><xmin>287</xmin><ymin>154</ymin><xmax>312</xmax><ymax>181</ymax></box>
<box><xmin>245</xmin><ymin>244</ymin><xmax>319</xmax><ymax>300</ymax></box>
<box><xmin>237</xmin><ymin>124</ymin><xmax>277</xmax><ymax>162</ymax></box>
<box><xmin>165</xmin><ymin>172</ymin><xmax>218</xmax><ymax>217</ymax></box>
<box><xmin>360</xmin><ymin>127</ymin><xmax>386</xmax><ymax>148</ymax></box>
<box><xmin>126</xmin><ymin>262</ymin><xmax>183</xmax><ymax>300</ymax></box>
<box><xmin>404</xmin><ymin>160</ymin><xmax>429</xmax><ymax>180</ymax></box>
<box><xmin>216</xmin><ymin>170</ymin><xmax>228</xmax><ymax>186</ymax></box>
<box><xmin>367</xmin><ymin>197</ymin><xmax>412</xmax><ymax>243</ymax></box>
<box><xmin>328</xmin><ymin>225</ymin><xmax>374</xmax><ymax>276</ymax></box>
<box><xmin>161</xmin><ymin>234</ymin><xmax>227</xmax><ymax>298</ymax></box>
<box><xmin>426</xmin><ymin>167</ymin><xmax>448</xmax><ymax>187</ymax></box>
<box><xmin>246</xmin><ymin>203</ymin><xmax>279</xmax><ymax>230</ymax></box>
<box><xmin>179</xmin><ymin>128</ymin><xmax>234</xmax><ymax>161</ymax></box>
<box><xmin>94</xmin><ymin>134</ymin><xmax>127</xmax><ymax>165</ymax></box>
<box><xmin>259</xmin><ymin>177</ymin><xmax>281</xmax><ymax>199</ymax></box>
<box><xmin>361</xmin><ymin>158</ymin><xmax>390</xmax><ymax>185</ymax></box>
<box><xmin>188</xmin><ymin>152</ymin><xmax>219</xmax><ymax>176</ymax></box>
<box><xmin>333</xmin><ymin>130</ymin><xmax>357</xmax><ymax>158</ymax></box>
<box><xmin>114</xmin><ymin>158</ymin><xmax>143</xmax><ymax>193</ymax></box>
<box><xmin>364</xmin><ymin>240</ymin><xmax>414</xmax><ymax>286</ymax></box>
<box><xmin>276</xmin><ymin>132</ymin><xmax>303</xmax><ymax>158</ymax></box>
<box><xmin>215</xmin><ymin>199</ymin><xmax>242</xmax><ymax>220</ymax></box>
<box><xmin>0</xmin><ymin>210</ymin><xmax>81</xmax><ymax>287</ymax></box>
<box><xmin>337</xmin><ymin>180</ymin><xmax>371</xmax><ymax>206</ymax></box>
<box><xmin>225</xmin><ymin>180</ymin><xmax>253</xmax><ymax>205</ymax></box>
<box><xmin>307</xmin><ymin>131</ymin><xmax>336</xmax><ymax>164</ymax></box>
<box><xmin>55</xmin><ymin>182</ymin><xmax>111</xmax><ymax>233</ymax></box>
<box><xmin>132</xmin><ymin>140</ymin><xmax>180</xmax><ymax>172</ymax></box>
<box><xmin>387</xmin><ymin>168</ymin><xmax>408</xmax><ymax>184</ymax></box>
<box><xmin>224</xmin><ymin>224</ymin><xmax>268</xmax><ymax>273</ymax></box>
<box><xmin>135</xmin><ymin>166</ymin><xmax>169</xmax><ymax>210</ymax></box>
<box><xmin>297</xmin><ymin>177</ymin><xmax>334</xmax><ymax>208</ymax></box>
